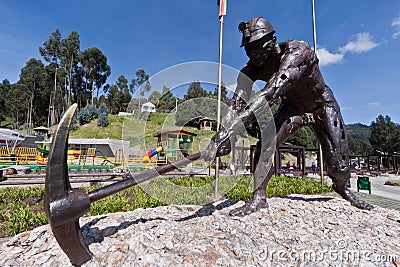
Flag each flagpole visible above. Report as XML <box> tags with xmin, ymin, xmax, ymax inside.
<box><xmin>215</xmin><ymin>14</ymin><xmax>224</xmax><ymax>199</ymax></box>
<box><xmin>215</xmin><ymin>0</ymin><xmax>226</xmax><ymax>199</ymax></box>
<box><xmin>311</xmin><ymin>0</ymin><xmax>324</xmax><ymax>185</ymax></box>
<box><xmin>311</xmin><ymin>0</ymin><xmax>317</xmax><ymax>52</ymax></box>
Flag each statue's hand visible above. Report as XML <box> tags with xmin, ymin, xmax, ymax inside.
<box><xmin>204</xmin><ymin>130</ymin><xmax>233</xmax><ymax>161</ymax></box>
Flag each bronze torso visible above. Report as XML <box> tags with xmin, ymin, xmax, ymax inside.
<box><xmin>240</xmin><ymin>40</ymin><xmax>326</xmax><ymax>113</ymax></box>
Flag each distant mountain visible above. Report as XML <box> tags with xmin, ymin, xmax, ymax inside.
<box><xmin>346</xmin><ymin>123</ymin><xmax>371</xmax><ymax>141</ymax></box>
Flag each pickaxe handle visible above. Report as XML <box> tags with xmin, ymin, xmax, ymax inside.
<box><xmin>44</xmin><ymin>104</ymin><xmax>206</xmax><ymax>266</ymax></box>
<box><xmin>88</xmin><ymin>152</ymin><xmax>204</xmax><ymax>202</ymax></box>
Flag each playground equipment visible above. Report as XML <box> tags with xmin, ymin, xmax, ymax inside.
<box><xmin>155</xmin><ymin>130</ymin><xmax>196</xmax><ymax>162</ymax></box>
<box><xmin>142</xmin><ymin>146</ymin><xmax>163</xmax><ymax>163</ymax></box>
<box><xmin>0</xmin><ymin>144</ymin><xmax>119</xmax><ymax>172</ymax></box>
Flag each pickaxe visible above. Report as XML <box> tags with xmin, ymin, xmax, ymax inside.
<box><xmin>44</xmin><ymin>104</ymin><xmax>205</xmax><ymax>266</ymax></box>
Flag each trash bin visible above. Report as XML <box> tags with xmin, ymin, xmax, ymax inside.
<box><xmin>357</xmin><ymin>176</ymin><xmax>371</xmax><ymax>194</ymax></box>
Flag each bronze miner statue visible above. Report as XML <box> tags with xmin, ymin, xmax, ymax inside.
<box><xmin>205</xmin><ymin>17</ymin><xmax>374</xmax><ymax>216</ymax></box>
<box><xmin>44</xmin><ymin>17</ymin><xmax>373</xmax><ymax>266</ymax></box>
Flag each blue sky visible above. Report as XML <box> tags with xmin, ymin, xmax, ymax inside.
<box><xmin>1</xmin><ymin>0</ymin><xmax>399</xmax><ymax>125</ymax></box>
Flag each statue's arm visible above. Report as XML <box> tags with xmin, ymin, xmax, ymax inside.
<box><xmin>221</xmin><ymin>65</ymin><xmax>255</xmax><ymax>127</ymax></box>
<box><xmin>259</xmin><ymin>41</ymin><xmax>315</xmax><ymax>102</ymax></box>
<box><xmin>227</xmin><ymin>42</ymin><xmax>315</xmax><ymax>132</ymax></box>
<box><xmin>206</xmin><ymin>42</ymin><xmax>316</xmax><ymax>159</ymax></box>
<box><xmin>231</xmin><ymin>67</ymin><xmax>254</xmax><ymax>113</ymax></box>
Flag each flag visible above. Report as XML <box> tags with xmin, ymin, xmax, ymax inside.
<box><xmin>217</xmin><ymin>0</ymin><xmax>227</xmax><ymax>20</ymax></box>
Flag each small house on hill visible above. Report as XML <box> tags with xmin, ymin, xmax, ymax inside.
<box><xmin>141</xmin><ymin>102</ymin><xmax>156</xmax><ymax>113</ymax></box>
<box><xmin>199</xmin><ymin>117</ymin><xmax>214</xmax><ymax>130</ymax></box>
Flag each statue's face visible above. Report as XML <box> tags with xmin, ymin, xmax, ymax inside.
<box><xmin>245</xmin><ymin>37</ymin><xmax>275</xmax><ymax>67</ymax></box>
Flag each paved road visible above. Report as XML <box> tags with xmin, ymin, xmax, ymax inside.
<box><xmin>348</xmin><ymin>174</ymin><xmax>400</xmax><ymax>201</ymax></box>
<box><xmin>308</xmin><ymin>173</ymin><xmax>400</xmax><ymax>210</ymax></box>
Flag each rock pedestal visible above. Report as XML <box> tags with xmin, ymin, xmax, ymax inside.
<box><xmin>1</xmin><ymin>195</ymin><xmax>400</xmax><ymax>266</ymax></box>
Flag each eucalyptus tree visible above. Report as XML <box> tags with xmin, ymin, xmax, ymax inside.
<box><xmin>39</xmin><ymin>29</ymin><xmax>62</xmax><ymax>126</ymax></box>
<box><xmin>18</xmin><ymin>58</ymin><xmax>46</xmax><ymax>132</ymax></box>
<box><xmin>6</xmin><ymin>83</ymin><xmax>30</xmax><ymax>129</ymax></box>
<box><xmin>116</xmin><ymin>75</ymin><xmax>132</xmax><ymax>111</ymax></box>
<box><xmin>130</xmin><ymin>69</ymin><xmax>150</xmax><ymax>96</ymax></box>
<box><xmin>105</xmin><ymin>84</ymin><xmax>120</xmax><ymax>114</ymax></box>
<box><xmin>0</xmin><ymin>80</ymin><xmax>11</xmax><ymax>125</ymax></box>
<box><xmin>79</xmin><ymin>47</ymin><xmax>111</xmax><ymax>105</ymax></box>
<box><xmin>116</xmin><ymin>74</ymin><xmax>129</xmax><ymax>92</ymax></box>
<box><xmin>60</xmin><ymin>31</ymin><xmax>80</xmax><ymax>107</ymax></box>
<box><xmin>104</xmin><ymin>75</ymin><xmax>131</xmax><ymax>114</ymax></box>
<box><xmin>129</xmin><ymin>69</ymin><xmax>150</xmax><ymax>114</ymax></box>
<box><xmin>156</xmin><ymin>85</ymin><xmax>177</xmax><ymax>112</ymax></box>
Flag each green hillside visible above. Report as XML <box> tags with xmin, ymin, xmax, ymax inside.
<box><xmin>69</xmin><ymin>113</ymin><xmax>217</xmax><ymax>154</ymax></box>
<box><xmin>69</xmin><ymin>114</ymin><xmax>373</xmax><ymax>149</ymax></box>
<box><xmin>70</xmin><ymin>115</ymin><xmax>125</xmax><ymax>139</ymax></box>
<box><xmin>346</xmin><ymin>123</ymin><xmax>371</xmax><ymax>142</ymax></box>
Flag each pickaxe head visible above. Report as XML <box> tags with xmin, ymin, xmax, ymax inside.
<box><xmin>44</xmin><ymin>104</ymin><xmax>92</xmax><ymax>266</ymax></box>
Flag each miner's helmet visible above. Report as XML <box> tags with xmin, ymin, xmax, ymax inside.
<box><xmin>238</xmin><ymin>17</ymin><xmax>275</xmax><ymax>47</ymax></box>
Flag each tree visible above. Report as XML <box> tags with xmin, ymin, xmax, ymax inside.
<box><xmin>116</xmin><ymin>75</ymin><xmax>131</xmax><ymax>111</ymax></box>
<box><xmin>6</xmin><ymin>83</ymin><xmax>29</xmax><ymax>129</ymax></box>
<box><xmin>19</xmin><ymin>58</ymin><xmax>46</xmax><ymax>132</ymax></box>
<box><xmin>370</xmin><ymin>115</ymin><xmax>400</xmax><ymax>154</ymax></box>
<box><xmin>106</xmin><ymin>84</ymin><xmax>119</xmax><ymax>114</ymax></box>
<box><xmin>130</xmin><ymin>69</ymin><xmax>150</xmax><ymax>96</ymax></box>
<box><xmin>176</xmin><ymin>97</ymin><xmax>217</xmax><ymax>127</ymax></box>
<box><xmin>103</xmin><ymin>75</ymin><xmax>132</xmax><ymax>113</ymax></box>
<box><xmin>176</xmin><ymin>81</ymin><xmax>230</xmax><ymax>127</ymax></box>
<box><xmin>39</xmin><ymin>29</ymin><xmax>62</xmax><ymax>127</ymax></box>
<box><xmin>129</xmin><ymin>69</ymin><xmax>151</xmax><ymax>114</ymax></box>
<box><xmin>60</xmin><ymin>31</ymin><xmax>80</xmax><ymax>107</ymax></box>
<box><xmin>285</xmin><ymin>126</ymin><xmax>318</xmax><ymax>149</ymax></box>
<box><xmin>0</xmin><ymin>80</ymin><xmax>11</xmax><ymax>125</ymax></box>
<box><xmin>105</xmin><ymin>83</ymin><xmax>129</xmax><ymax>115</ymax></box>
<box><xmin>211</xmin><ymin>83</ymin><xmax>229</xmax><ymax>104</ymax></box>
<box><xmin>348</xmin><ymin>136</ymin><xmax>373</xmax><ymax>155</ymax></box>
<box><xmin>156</xmin><ymin>85</ymin><xmax>177</xmax><ymax>112</ymax></box>
<box><xmin>80</xmin><ymin>47</ymin><xmax>111</xmax><ymax>105</ymax></box>
<box><xmin>116</xmin><ymin>75</ymin><xmax>129</xmax><ymax>92</ymax></box>
<box><xmin>148</xmin><ymin>91</ymin><xmax>162</xmax><ymax>105</ymax></box>
<box><xmin>183</xmin><ymin>81</ymin><xmax>208</xmax><ymax>100</ymax></box>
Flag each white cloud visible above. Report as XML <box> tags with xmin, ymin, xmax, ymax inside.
<box><xmin>316</xmin><ymin>47</ymin><xmax>344</xmax><ymax>66</ymax></box>
<box><xmin>316</xmin><ymin>32</ymin><xmax>379</xmax><ymax>67</ymax></box>
<box><xmin>341</xmin><ymin>106</ymin><xmax>354</xmax><ymax>111</ymax></box>
<box><xmin>339</xmin><ymin>32</ymin><xmax>379</xmax><ymax>54</ymax></box>
<box><xmin>367</xmin><ymin>102</ymin><xmax>381</xmax><ymax>108</ymax></box>
<box><xmin>392</xmin><ymin>15</ymin><xmax>400</xmax><ymax>39</ymax></box>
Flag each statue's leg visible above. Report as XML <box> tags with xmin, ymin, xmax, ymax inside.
<box><xmin>312</xmin><ymin>102</ymin><xmax>373</xmax><ymax>210</ymax></box>
<box><xmin>230</xmin><ymin>105</ymin><xmax>304</xmax><ymax>216</ymax></box>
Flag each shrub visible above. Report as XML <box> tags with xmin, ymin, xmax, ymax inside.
<box><xmin>97</xmin><ymin>103</ymin><xmax>109</xmax><ymax>127</ymax></box>
<box><xmin>77</xmin><ymin>104</ymin><xmax>98</xmax><ymax>125</ymax></box>
<box><xmin>98</xmin><ymin>103</ymin><xmax>109</xmax><ymax>114</ymax></box>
